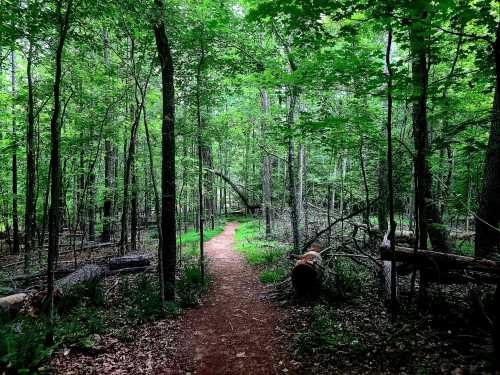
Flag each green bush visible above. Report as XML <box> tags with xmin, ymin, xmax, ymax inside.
<box><xmin>58</xmin><ymin>279</ymin><xmax>104</xmax><ymax>313</ymax></box>
<box><xmin>259</xmin><ymin>267</ymin><xmax>287</xmax><ymax>284</ymax></box>
<box><xmin>0</xmin><ymin>319</ymin><xmax>53</xmax><ymax>375</ymax></box>
<box><xmin>322</xmin><ymin>259</ymin><xmax>367</xmax><ymax>300</ymax></box>
<box><xmin>177</xmin><ymin>261</ymin><xmax>210</xmax><ymax>307</ymax></box>
<box><xmin>55</xmin><ymin>306</ymin><xmax>105</xmax><ymax>348</ymax></box>
<box><xmin>122</xmin><ymin>274</ymin><xmax>167</xmax><ymax>323</ymax></box>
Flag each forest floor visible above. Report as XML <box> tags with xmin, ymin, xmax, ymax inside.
<box><xmin>52</xmin><ymin>222</ymin><xmax>299</xmax><ymax>374</ymax></box>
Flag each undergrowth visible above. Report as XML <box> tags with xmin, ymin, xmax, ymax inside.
<box><xmin>295</xmin><ymin>305</ymin><xmax>367</xmax><ymax>355</ymax></box>
<box><xmin>235</xmin><ymin>220</ymin><xmax>290</xmax><ymax>284</ymax></box>
<box><xmin>0</xmin><ymin>257</ymin><xmax>210</xmax><ymax>374</ymax></box>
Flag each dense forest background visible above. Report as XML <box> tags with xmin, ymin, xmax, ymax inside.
<box><xmin>1</xmin><ymin>0</ymin><xmax>500</xmax><ymax>373</ymax></box>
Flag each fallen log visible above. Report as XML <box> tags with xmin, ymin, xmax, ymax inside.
<box><xmin>0</xmin><ymin>255</ymin><xmax>152</xmax><ymax>314</ymax></box>
<box><xmin>109</xmin><ymin>254</ymin><xmax>150</xmax><ymax>270</ymax></box>
<box><xmin>55</xmin><ymin>264</ymin><xmax>108</xmax><ymax>292</ymax></box>
<box><xmin>0</xmin><ymin>293</ymin><xmax>27</xmax><ymax>313</ymax></box>
<box><xmin>292</xmin><ymin>251</ymin><xmax>323</xmax><ymax>296</ymax></box>
<box><xmin>394</xmin><ymin>230</ymin><xmax>474</xmax><ymax>244</ymax></box>
<box><xmin>380</xmin><ymin>246</ymin><xmax>500</xmax><ymax>277</ymax></box>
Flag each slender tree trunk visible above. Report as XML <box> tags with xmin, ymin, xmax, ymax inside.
<box><xmin>287</xmin><ymin>92</ymin><xmax>301</xmax><ymax>253</ymax></box>
<box><xmin>196</xmin><ymin>34</ymin><xmax>205</xmax><ymax>285</ymax></box>
<box><xmin>260</xmin><ymin>90</ymin><xmax>272</xmax><ymax>237</ymax></box>
<box><xmin>154</xmin><ymin>0</ymin><xmax>177</xmax><ymax>300</ymax></box>
<box><xmin>101</xmin><ymin>29</ymin><xmax>113</xmax><ymax>242</ymax></box>
<box><xmin>25</xmin><ymin>38</ymin><xmax>36</xmax><ymax>271</ymax></box>
<box><xmin>409</xmin><ymin>2</ymin><xmax>450</xmax><ymax>252</ymax></box>
<box><xmin>386</xmin><ymin>26</ymin><xmax>399</xmax><ymax>313</ymax></box>
<box><xmin>130</xmin><ymin>171</ymin><xmax>138</xmax><ymax>252</ymax></box>
<box><xmin>297</xmin><ymin>143</ymin><xmax>305</xmax><ymax>228</ymax></box>
<box><xmin>378</xmin><ymin>57</ymin><xmax>389</xmax><ymax>233</ymax></box>
<box><xmin>10</xmin><ymin>50</ymin><xmax>19</xmax><ymax>255</ymax></box>
<box><xmin>87</xmin><ymin>169</ymin><xmax>96</xmax><ymax>241</ymax></box>
<box><xmin>48</xmin><ymin>0</ymin><xmax>72</xmax><ymax>332</ymax></box>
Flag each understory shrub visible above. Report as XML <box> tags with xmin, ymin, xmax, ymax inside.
<box><xmin>296</xmin><ymin>305</ymin><xmax>365</xmax><ymax>355</ymax></box>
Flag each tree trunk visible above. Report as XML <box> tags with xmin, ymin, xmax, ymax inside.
<box><xmin>48</xmin><ymin>0</ymin><xmax>72</xmax><ymax>327</ymax></box>
<box><xmin>409</xmin><ymin>2</ymin><xmax>451</xmax><ymax>252</ymax></box>
<box><xmin>287</xmin><ymin>92</ymin><xmax>301</xmax><ymax>254</ymax></box>
<box><xmin>131</xmin><ymin>171</ymin><xmax>138</xmax><ymax>252</ymax></box>
<box><xmin>101</xmin><ymin>29</ymin><xmax>113</xmax><ymax>243</ymax></box>
<box><xmin>476</xmin><ymin>22</ymin><xmax>500</xmax><ymax>258</ymax></box>
<box><xmin>297</xmin><ymin>143</ymin><xmax>305</xmax><ymax>228</ymax></box>
<box><xmin>10</xmin><ymin>50</ymin><xmax>20</xmax><ymax>256</ymax></box>
<box><xmin>87</xmin><ymin>169</ymin><xmax>96</xmax><ymax>241</ymax></box>
<box><xmin>292</xmin><ymin>251</ymin><xmax>322</xmax><ymax>296</ymax></box>
<box><xmin>154</xmin><ymin>0</ymin><xmax>177</xmax><ymax>301</ymax></box>
<box><xmin>25</xmin><ymin>38</ymin><xmax>36</xmax><ymax>271</ymax></box>
<box><xmin>196</xmin><ymin>34</ymin><xmax>205</xmax><ymax>285</ymax></box>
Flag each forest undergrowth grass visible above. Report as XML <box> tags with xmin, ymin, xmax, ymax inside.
<box><xmin>0</xmin><ymin>249</ymin><xmax>211</xmax><ymax>374</ymax></box>
<box><xmin>234</xmin><ymin>219</ymin><xmax>291</xmax><ymax>284</ymax></box>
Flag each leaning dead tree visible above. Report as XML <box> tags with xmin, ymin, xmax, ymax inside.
<box><xmin>208</xmin><ymin>169</ymin><xmax>261</xmax><ymax>212</ymax></box>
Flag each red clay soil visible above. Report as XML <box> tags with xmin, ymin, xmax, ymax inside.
<box><xmin>53</xmin><ymin>223</ymin><xmax>297</xmax><ymax>375</ymax></box>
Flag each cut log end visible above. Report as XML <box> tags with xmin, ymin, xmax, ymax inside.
<box><xmin>292</xmin><ymin>251</ymin><xmax>323</xmax><ymax>297</ymax></box>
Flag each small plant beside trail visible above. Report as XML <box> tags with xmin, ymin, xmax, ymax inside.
<box><xmin>234</xmin><ymin>220</ymin><xmax>292</xmax><ymax>285</ymax></box>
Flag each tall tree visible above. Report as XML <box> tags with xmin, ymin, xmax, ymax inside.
<box><xmin>153</xmin><ymin>0</ymin><xmax>177</xmax><ymax>301</ymax></box>
<box><xmin>408</xmin><ymin>0</ymin><xmax>450</xmax><ymax>252</ymax></box>
<box><xmin>475</xmin><ymin>21</ymin><xmax>500</xmax><ymax>258</ymax></box>
<box><xmin>10</xmin><ymin>49</ymin><xmax>20</xmax><ymax>255</ymax></box>
<box><xmin>47</xmin><ymin>0</ymin><xmax>72</xmax><ymax>328</ymax></box>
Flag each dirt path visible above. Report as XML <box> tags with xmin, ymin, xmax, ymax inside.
<box><xmin>170</xmin><ymin>222</ymin><xmax>295</xmax><ymax>374</ymax></box>
<box><xmin>53</xmin><ymin>222</ymin><xmax>296</xmax><ymax>375</ymax></box>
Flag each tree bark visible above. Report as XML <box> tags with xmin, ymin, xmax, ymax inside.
<box><xmin>196</xmin><ymin>34</ymin><xmax>205</xmax><ymax>285</ymax></box>
<box><xmin>47</xmin><ymin>0</ymin><xmax>72</xmax><ymax>326</ymax></box>
<box><xmin>476</xmin><ymin>21</ymin><xmax>500</xmax><ymax>258</ymax></box>
<box><xmin>25</xmin><ymin>37</ymin><xmax>36</xmax><ymax>271</ymax></box>
<box><xmin>10</xmin><ymin>50</ymin><xmax>20</xmax><ymax>256</ymax></box>
<box><xmin>154</xmin><ymin>0</ymin><xmax>177</xmax><ymax>301</ymax></box>
<box><xmin>260</xmin><ymin>89</ymin><xmax>273</xmax><ymax>238</ymax></box>
<box><xmin>409</xmin><ymin>2</ymin><xmax>451</xmax><ymax>252</ymax></box>
<box><xmin>101</xmin><ymin>29</ymin><xmax>113</xmax><ymax>243</ymax></box>
<box><xmin>287</xmin><ymin>92</ymin><xmax>301</xmax><ymax>254</ymax></box>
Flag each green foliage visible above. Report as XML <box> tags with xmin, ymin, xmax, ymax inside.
<box><xmin>58</xmin><ymin>279</ymin><xmax>105</xmax><ymax>313</ymax></box>
<box><xmin>178</xmin><ymin>226</ymin><xmax>224</xmax><ymax>255</ymax></box>
<box><xmin>235</xmin><ymin>220</ymin><xmax>292</xmax><ymax>285</ymax></box>
<box><xmin>455</xmin><ymin>241</ymin><xmax>474</xmax><ymax>256</ymax></box>
<box><xmin>259</xmin><ymin>267</ymin><xmax>287</xmax><ymax>284</ymax></box>
<box><xmin>321</xmin><ymin>259</ymin><xmax>368</xmax><ymax>301</ymax></box>
<box><xmin>120</xmin><ymin>274</ymin><xmax>168</xmax><ymax>323</ymax></box>
<box><xmin>176</xmin><ymin>260</ymin><xmax>211</xmax><ymax>308</ymax></box>
<box><xmin>235</xmin><ymin>221</ymin><xmax>285</xmax><ymax>265</ymax></box>
<box><xmin>0</xmin><ymin>319</ymin><xmax>53</xmax><ymax>375</ymax></box>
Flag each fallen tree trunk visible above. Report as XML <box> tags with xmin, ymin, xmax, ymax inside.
<box><xmin>292</xmin><ymin>250</ymin><xmax>323</xmax><ymax>296</ymax></box>
<box><xmin>1</xmin><ymin>255</ymin><xmax>152</xmax><ymax>313</ymax></box>
<box><xmin>394</xmin><ymin>230</ymin><xmax>474</xmax><ymax>244</ymax></box>
<box><xmin>55</xmin><ymin>264</ymin><xmax>107</xmax><ymax>292</ymax></box>
<box><xmin>109</xmin><ymin>254</ymin><xmax>150</xmax><ymax>270</ymax></box>
<box><xmin>380</xmin><ymin>246</ymin><xmax>500</xmax><ymax>277</ymax></box>
<box><xmin>0</xmin><ymin>293</ymin><xmax>28</xmax><ymax>313</ymax></box>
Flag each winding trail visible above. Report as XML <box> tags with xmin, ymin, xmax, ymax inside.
<box><xmin>53</xmin><ymin>222</ymin><xmax>296</xmax><ymax>375</ymax></box>
<box><xmin>171</xmin><ymin>222</ymin><xmax>295</xmax><ymax>374</ymax></box>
